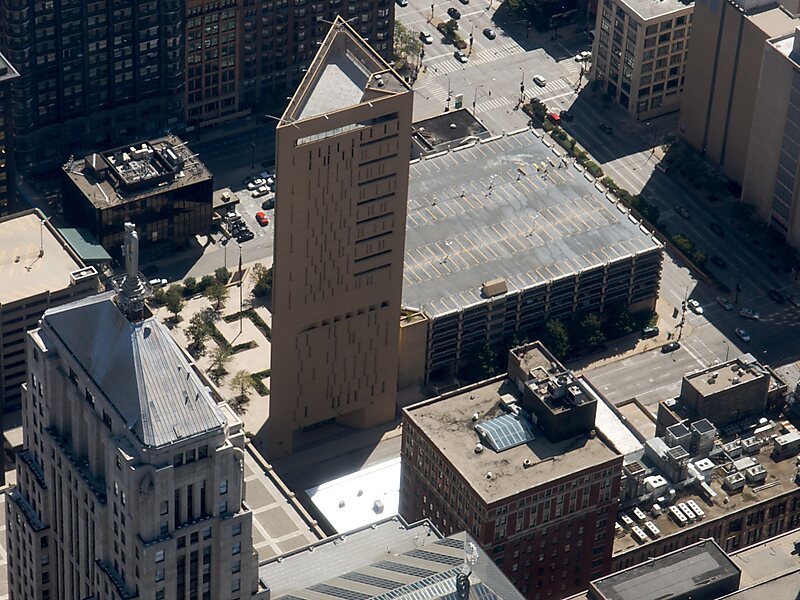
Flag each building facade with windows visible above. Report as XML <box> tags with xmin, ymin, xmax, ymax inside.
<box><xmin>186</xmin><ymin>0</ymin><xmax>250</xmax><ymax>129</ymax></box>
<box><xmin>0</xmin><ymin>52</ymin><xmax>19</xmax><ymax>215</ymax></box>
<box><xmin>5</xmin><ymin>242</ymin><xmax>264</xmax><ymax>600</ymax></box>
<box><xmin>400</xmin><ymin>343</ymin><xmax>623</xmax><ymax>599</ymax></box>
<box><xmin>591</xmin><ymin>0</ymin><xmax>694</xmax><ymax>120</ymax></box>
<box><xmin>0</xmin><ymin>209</ymin><xmax>99</xmax><ymax>483</ymax></box>
<box><xmin>265</xmin><ymin>19</ymin><xmax>412</xmax><ymax>456</ymax></box>
<box><xmin>679</xmin><ymin>0</ymin><xmax>799</xmax><ymax>187</ymax></box>
<box><xmin>741</xmin><ymin>27</ymin><xmax>800</xmax><ymax>248</ymax></box>
<box><xmin>238</xmin><ymin>0</ymin><xmax>393</xmax><ymax>110</ymax></box>
<box><xmin>0</xmin><ymin>0</ymin><xmax>185</xmax><ymax>176</ymax></box>
<box><xmin>61</xmin><ymin>135</ymin><xmax>213</xmax><ymax>258</ymax></box>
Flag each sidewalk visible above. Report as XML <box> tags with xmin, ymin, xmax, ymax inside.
<box><xmin>572</xmin><ymin>296</ymin><xmax>689</xmax><ymax>375</ymax></box>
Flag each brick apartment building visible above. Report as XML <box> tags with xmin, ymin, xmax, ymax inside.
<box><xmin>186</xmin><ymin>0</ymin><xmax>250</xmax><ymax>129</ymax></box>
<box><xmin>400</xmin><ymin>342</ymin><xmax>623</xmax><ymax>599</ymax></box>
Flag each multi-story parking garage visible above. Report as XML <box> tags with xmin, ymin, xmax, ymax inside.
<box><xmin>398</xmin><ymin>129</ymin><xmax>663</xmax><ymax>385</ymax></box>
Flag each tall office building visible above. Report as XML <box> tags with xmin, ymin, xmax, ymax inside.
<box><xmin>0</xmin><ymin>51</ymin><xmax>19</xmax><ymax>215</ymax></box>
<box><xmin>741</xmin><ymin>26</ymin><xmax>800</xmax><ymax>247</ymax></box>
<box><xmin>186</xmin><ymin>0</ymin><xmax>249</xmax><ymax>129</ymax></box>
<box><xmin>265</xmin><ymin>18</ymin><xmax>412</xmax><ymax>456</ymax></box>
<box><xmin>0</xmin><ymin>0</ymin><xmax>184</xmax><ymax>175</ymax></box>
<box><xmin>0</xmin><ymin>209</ymin><xmax>98</xmax><ymax>484</ymax></box>
<box><xmin>238</xmin><ymin>0</ymin><xmax>393</xmax><ymax>109</ymax></box>
<box><xmin>680</xmin><ymin>0</ymin><xmax>799</xmax><ymax>186</ymax></box>
<box><xmin>5</xmin><ymin>226</ymin><xmax>264</xmax><ymax>600</ymax></box>
<box><xmin>591</xmin><ymin>0</ymin><xmax>694</xmax><ymax>120</ymax></box>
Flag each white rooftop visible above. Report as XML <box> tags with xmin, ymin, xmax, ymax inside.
<box><xmin>305</xmin><ymin>457</ymin><xmax>401</xmax><ymax>533</ymax></box>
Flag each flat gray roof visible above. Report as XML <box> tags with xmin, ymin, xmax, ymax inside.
<box><xmin>617</xmin><ymin>0</ymin><xmax>694</xmax><ymax>22</ymax></box>
<box><xmin>406</xmin><ymin>377</ymin><xmax>620</xmax><ymax>504</ymax></box>
<box><xmin>286</xmin><ymin>18</ymin><xmax>408</xmax><ymax>123</ymax></box>
<box><xmin>0</xmin><ymin>211</ymin><xmax>87</xmax><ymax>306</ymax></box>
<box><xmin>64</xmin><ymin>135</ymin><xmax>212</xmax><ymax>210</ymax></box>
<box><xmin>0</xmin><ymin>51</ymin><xmax>19</xmax><ymax>84</ymax></box>
<box><xmin>590</xmin><ymin>539</ymin><xmax>740</xmax><ymax>600</ymax></box>
<box><xmin>401</xmin><ymin>130</ymin><xmax>661</xmax><ymax>317</ymax></box>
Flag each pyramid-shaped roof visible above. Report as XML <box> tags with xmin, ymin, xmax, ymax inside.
<box><xmin>283</xmin><ymin>16</ymin><xmax>410</xmax><ymax>123</ymax></box>
<box><xmin>43</xmin><ymin>293</ymin><xmax>227</xmax><ymax>448</ymax></box>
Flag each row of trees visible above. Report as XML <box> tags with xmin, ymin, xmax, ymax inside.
<box><xmin>456</xmin><ymin>305</ymin><xmax>653</xmax><ymax>383</ymax></box>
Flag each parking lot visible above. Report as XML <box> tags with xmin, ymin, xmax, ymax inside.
<box><xmin>222</xmin><ymin>171</ymin><xmax>278</xmax><ymax>246</ymax></box>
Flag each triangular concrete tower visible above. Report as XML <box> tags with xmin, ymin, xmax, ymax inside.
<box><xmin>264</xmin><ymin>17</ymin><xmax>414</xmax><ymax>457</ymax></box>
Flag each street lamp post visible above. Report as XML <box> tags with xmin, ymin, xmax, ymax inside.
<box><xmin>445</xmin><ymin>74</ymin><xmax>452</xmax><ymax>111</ymax></box>
<box><xmin>237</xmin><ymin>243</ymin><xmax>243</xmax><ymax>334</ymax></box>
<box><xmin>735</xmin><ymin>270</ymin><xmax>742</xmax><ymax>304</ymax></box>
<box><xmin>222</xmin><ymin>238</ymin><xmax>229</xmax><ymax>270</ymax></box>
<box><xmin>250</xmin><ymin>142</ymin><xmax>256</xmax><ymax>170</ymax></box>
<box><xmin>473</xmin><ymin>84</ymin><xmax>487</xmax><ymax>115</ymax></box>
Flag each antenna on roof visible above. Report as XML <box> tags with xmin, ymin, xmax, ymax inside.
<box><xmin>317</xmin><ymin>16</ymin><xmax>358</xmax><ymax>27</ymax></box>
<box><xmin>263</xmin><ymin>113</ymin><xmax>300</xmax><ymax>130</ymax></box>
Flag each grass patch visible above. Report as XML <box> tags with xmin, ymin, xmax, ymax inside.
<box><xmin>224</xmin><ymin>309</ymin><xmax>271</xmax><ymax>340</ymax></box>
<box><xmin>231</xmin><ymin>340</ymin><xmax>257</xmax><ymax>353</ymax></box>
<box><xmin>252</xmin><ymin>369</ymin><xmax>271</xmax><ymax>396</ymax></box>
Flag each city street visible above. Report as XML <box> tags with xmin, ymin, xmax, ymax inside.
<box><xmin>397</xmin><ymin>0</ymin><xmax>592</xmax><ymax>133</ymax></box>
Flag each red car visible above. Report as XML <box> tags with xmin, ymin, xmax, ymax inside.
<box><xmin>546</xmin><ymin>112</ymin><xmax>561</xmax><ymax>125</ymax></box>
<box><xmin>255</xmin><ymin>211</ymin><xmax>269</xmax><ymax>226</ymax></box>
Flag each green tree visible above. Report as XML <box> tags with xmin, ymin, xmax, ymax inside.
<box><xmin>444</xmin><ymin>18</ymin><xmax>459</xmax><ymax>39</ymax></box>
<box><xmin>208</xmin><ymin>345</ymin><xmax>232</xmax><ymax>383</ymax></box>
<box><xmin>393</xmin><ymin>21</ymin><xmax>422</xmax><ymax>65</ymax></box>
<box><xmin>199</xmin><ymin>274</ymin><xmax>216</xmax><ymax>293</ymax></box>
<box><xmin>526</xmin><ymin>98</ymin><xmax>548</xmax><ymax>123</ymax></box>
<box><xmin>670</xmin><ymin>233</ymin><xmax>693</xmax><ymax>255</ymax></box>
<box><xmin>251</xmin><ymin>263</ymin><xmax>273</xmax><ymax>298</ymax></box>
<box><xmin>183</xmin><ymin>276</ymin><xmax>198</xmax><ymax>297</ymax></box>
<box><xmin>205</xmin><ymin>282</ymin><xmax>229</xmax><ymax>311</ymax></box>
<box><xmin>215</xmin><ymin>267</ymin><xmax>230</xmax><ymax>284</ymax></box>
<box><xmin>578</xmin><ymin>313</ymin><xmax>605</xmax><ymax>349</ymax></box>
<box><xmin>543</xmin><ymin>320</ymin><xmax>570</xmax><ymax>359</ymax></box>
<box><xmin>692</xmin><ymin>250</ymin><xmax>708</xmax><ymax>269</ymax></box>
<box><xmin>186</xmin><ymin>310</ymin><xmax>212</xmax><ymax>357</ymax></box>
<box><xmin>476</xmin><ymin>344</ymin><xmax>499</xmax><ymax>380</ymax></box>
<box><xmin>230</xmin><ymin>370</ymin><xmax>254</xmax><ymax>413</ymax></box>
<box><xmin>164</xmin><ymin>285</ymin><xmax>185</xmax><ymax>324</ymax></box>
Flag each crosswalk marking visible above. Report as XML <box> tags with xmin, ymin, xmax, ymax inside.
<box><xmin>524</xmin><ymin>77</ymin><xmax>575</xmax><ymax>99</ymax></box>
<box><xmin>476</xmin><ymin>95</ymin><xmax>512</xmax><ymax>112</ymax></box>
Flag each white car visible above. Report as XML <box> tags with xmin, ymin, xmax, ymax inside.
<box><xmin>253</xmin><ymin>185</ymin><xmax>270</xmax><ymax>198</ymax></box>
<box><xmin>454</xmin><ymin>50</ymin><xmax>468</xmax><ymax>63</ymax></box>
<box><xmin>247</xmin><ymin>178</ymin><xmax>265</xmax><ymax>191</ymax></box>
<box><xmin>735</xmin><ymin>327</ymin><xmax>751</xmax><ymax>342</ymax></box>
<box><xmin>420</xmin><ymin>31</ymin><xmax>433</xmax><ymax>44</ymax></box>
<box><xmin>716</xmin><ymin>296</ymin><xmax>734</xmax><ymax>311</ymax></box>
<box><xmin>740</xmin><ymin>307</ymin><xmax>760</xmax><ymax>320</ymax></box>
<box><xmin>148</xmin><ymin>278</ymin><xmax>167</xmax><ymax>288</ymax></box>
<box><xmin>687</xmin><ymin>299</ymin><xmax>703</xmax><ymax>315</ymax></box>
<box><xmin>533</xmin><ymin>75</ymin><xmax>547</xmax><ymax>87</ymax></box>
<box><xmin>574</xmin><ymin>51</ymin><xmax>592</xmax><ymax>62</ymax></box>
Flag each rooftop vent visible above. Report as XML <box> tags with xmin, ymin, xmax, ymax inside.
<box><xmin>472</xmin><ymin>413</ymin><xmax>479</xmax><ymax>422</ymax></box>
<box><xmin>523</xmin><ymin>458</ymin><xmax>533</xmax><ymax>468</ymax></box>
<box><xmin>485</xmin><ymin>471</ymin><xmax>493</xmax><ymax>480</ymax></box>
<box><xmin>474</xmin><ymin>443</ymin><xmax>484</xmax><ymax>454</ymax></box>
